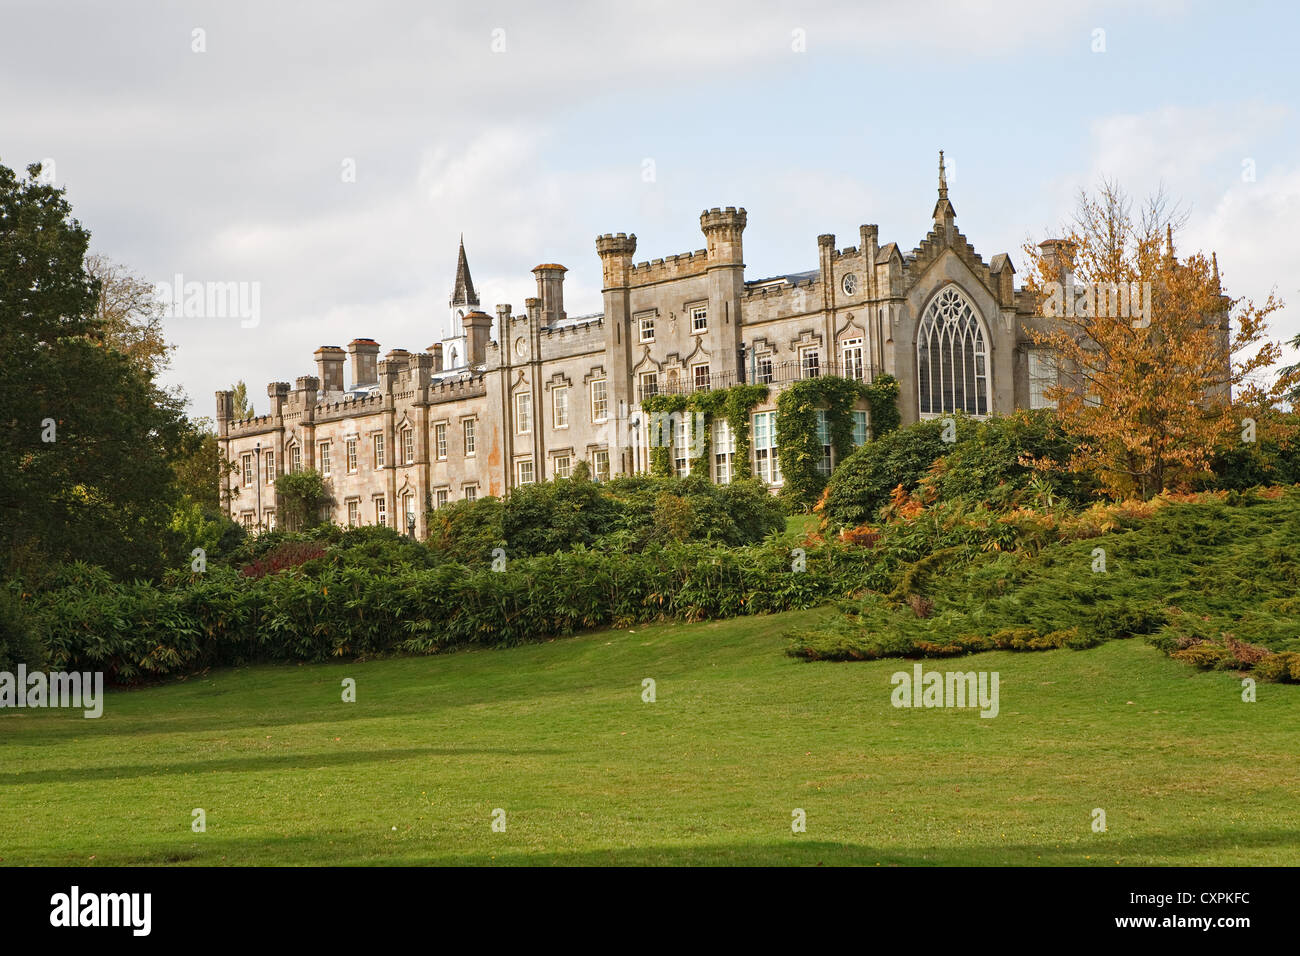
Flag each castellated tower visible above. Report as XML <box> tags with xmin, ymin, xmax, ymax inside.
<box><xmin>700</xmin><ymin>207</ymin><xmax>747</xmax><ymax>381</ymax></box>
<box><xmin>597</xmin><ymin>233</ymin><xmax>637</xmax><ymax>474</ymax></box>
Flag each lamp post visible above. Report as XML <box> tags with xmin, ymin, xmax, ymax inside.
<box><xmin>254</xmin><ymin>441</ymin><xmax>262</xmax><ymax>533</ymax></box>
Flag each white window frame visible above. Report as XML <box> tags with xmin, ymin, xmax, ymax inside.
<box><xmin>265</xmin><ymin>450</ymin><xmax>275</xmax><ymax>484</ymax></box>
<box><xmin>799</xmin><ymin>346</ymin><xmax>821</xmax><ymax>379</ymax></box>
<box><xmin>554</xmin><ymin>455</ymin><xmax>571</xmax><ymax>479</ymax></box>
<box><xmin>815</xmin><ymin>409</ymin><xmax>832</xmax><ymax>476</ymax></box>
<box><xmin>516</xmin><ymin>391</ymin><xmax>532</xmax><ymax>434</ymax></box>
<box><xmin>373</xmin><ymin>433</ymin><xmax>384</xmax><ymax>468</ymax></box>
<box><xmin>841</xmin><ymin>338</ymin><xmax>864</xmax><ymax>381</ymax></box>
<box><xmin>434</xmin><ymin>422</ymin><xmax>448</xmax><ymax>461</ymax></box>
<box><xmin>638</xmin><ymin>371</ymin><xmax>658</xmax><ymax>403</ymax></box>
<box><xmin>713</xmin><ymin>419</ymin><xmax>734</xmax><ymax>485</ymax></box>
<box><xmin>690</xmin><ymin>304</ymin><xmax>708</xmax><ymax>333</ymax></box>
<box><xmin>593</xmin><ymin>449</ymin><xmax>610</xmax><ymax>482</ymax></box>
<box><xmin>674</xmin><ymin>416</ymin><xmax>691</xmax><ymax>477</ymax></box>
<box><xmin>319</xmin><ymin>442</ymin><xmax>331</xmax><ymax>476</ymax></box>
<box><xmin>375</xmin><ymin>496</ymin><xmax>386</xmax><ymax>526</ymax></box>
<box><xmin>516</xmin><ymin>458</ymin><xmax>535</xmax><ymax>485</ymax></box>
<box><xmin>753</xmin><ymin>411</ymin><xmax>782</xmax><ymax>484</ymax></box>
<box><xmin>552</xmin><ymin>386</ymin><xmax>568</xmax><ymax>429</ymax></box>
<box><xmin>402</xmin><ymin>428</ymin><xmax>414</xmax><ymax>464</ymax></box>
<box><xmin>692</xmin><ymin>363</ymin><xmax>710</xmax><ymax>393</ymax></box>
<box><xmin>463</xmin><ymin>418</ymin><xmax>476</xmax><ymax>456</ymax></box>
<box><xmin>590</xmin><ymin>379</ymin><xmax>608</xmax><ymax>423</ymax></box>
<box><xmin>346</xmin><ymin>437</ymin><xmax>358</xmax><ymax>473</ymax></box>
<box><xmin>638</xmin><ymin>315</ymin><xmax>655</xmax><ymax>342</ymax></box>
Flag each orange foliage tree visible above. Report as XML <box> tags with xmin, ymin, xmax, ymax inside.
<box><xmin>1022</xmin><ymin>181</ymin><xmax>1287</xmax><ymax>499</ymax></box>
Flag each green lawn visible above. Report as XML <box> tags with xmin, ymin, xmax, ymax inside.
<box><xmin>2</xmin><ymin>608</ymin><xmax>1297</xmax><ymax>866</ymax></box>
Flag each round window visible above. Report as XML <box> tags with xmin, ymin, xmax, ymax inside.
<box><xmin>841</xmin><ymin>273</ymin><xmax>858</xmax><ymax>296</ymax></box>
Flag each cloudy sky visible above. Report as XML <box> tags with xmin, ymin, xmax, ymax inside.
<box><xmin>3</xmin><ymin>0</ymin><xmax>1297</xmax><ymax>417</ymax></box>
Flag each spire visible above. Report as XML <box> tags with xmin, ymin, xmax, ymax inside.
<box><xmin>451</xmin><ymin>235</ymin><xmax>479</xmax><ymax>308</ymax></box>
<box><xmin>1212</xmin><ymin>251</ymin><xmax>1221</xmax><ymax>293</ymax></box>
<box><xmin>932</xmin><ymin>149</ymin><xmax>956</xmax><ymax>229</ymax></box>
<box><xmin>1166</xmin><ymin>224</ymin><xmax>1174</xmax><ymax>260</ymax></box>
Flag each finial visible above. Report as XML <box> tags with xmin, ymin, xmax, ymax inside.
<box><xmin>938</xmin><ymin>150</ymin><xmax>948</xmax><ymax>199</ymax></box>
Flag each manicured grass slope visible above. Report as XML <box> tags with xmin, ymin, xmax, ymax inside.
<box><xmin>2</xmin><ymin>609</ymin><xmax>1297</xmax><ymax>865</ymax></box>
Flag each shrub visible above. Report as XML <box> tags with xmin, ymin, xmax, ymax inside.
<box><xmin>26</xmin><ymin>540</ymin><xmax>873</xmax><ymax>681</ymax></box>
<box><xmin>822</xmin><ymin>418</ymin><xmax>955</xmax><ymax>528</ymax></box>
<box><xmin>0</xmin><ymin>585</ymin><xmax>47</xmax><ymax>672</ymax></box>
<box><xmin>1255</xmin><ymin>652</ymin><xmax>1300</xmax><ymax>683</ymax></box>
<box><xmin>822</xmin><ymin>410</ymin><xmax>1095</xmax><ymax>530</ymax></box>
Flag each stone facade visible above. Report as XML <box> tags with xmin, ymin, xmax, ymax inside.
<box><xmin>218</xmin><ymin>155</ymin><xmax>1055</xmax><ymax>533</ymax></box>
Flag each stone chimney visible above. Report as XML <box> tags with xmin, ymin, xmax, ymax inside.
<box><xmin>532</xmin><ymin>264</ymin><xmax>567</xmax><ymax>326</ymax></box>
<box><xmin>464</xmin><ymin>310</ymin><xmax>493</xmax><ymax>367</ymax></box>
<box><xmin>428</xmin><ymin>342</ymin><xmax>444</xmax><ymax>372</ymax></box>
<box><xmin>385</xmin><ymin>348</ymin><xmax>411</xmax><ymax>373</ymax></box>
<box><xmin>314</xmin><ymin>346</ymin><xmax>345</xmax><ymax>395</ymax></box>
<box><xmin>347</xmin><ymin>338</ymin><xmax>380</xmax><ymax>387</ymax></box>
<box><xmin>1038</xmin><ymin>239</ymin><xmax>1076</xmax><ymax>285</ymax></box>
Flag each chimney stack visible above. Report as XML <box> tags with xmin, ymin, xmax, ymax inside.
<box><xmin>464</xmin><ymin>310</ymin><xmax>493</xmax><ymax>367</ymax></box>
<box><xmin>314</xmin><ymin>346</ymin><xmax>345</xmax><ymax>395</ymax></box>
<box><xmin>532</xmin><ymin>264</ymin><xmax>567</xmax><ymax>327</ymax></box>
<box><xmin>347</xmin><ymin>338</ymin><xmax>380</xmax><ymax>388</ymax></box>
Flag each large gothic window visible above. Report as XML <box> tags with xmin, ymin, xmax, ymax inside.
<box><xmin>916</xmin><ymin>285</ymin><xmax>989</xmax><ymax>416</ymax></box>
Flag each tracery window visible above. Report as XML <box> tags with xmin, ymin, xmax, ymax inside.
<box><xmin>917</xmin><ymin>285</ymin><xmax>989</xmax><ymax>416</ymax></box>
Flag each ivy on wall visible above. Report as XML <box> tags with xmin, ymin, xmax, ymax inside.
<box><xmin>642</xmin><ymin>384</ymin><xmax>769</xmax><ymax>479</ymax></box>
<box><xmin>641</xmin><ymin>374</ymin><xmax>900</xmax><ymax>503</ymax></box>
<box><xmin>775</xmin><ymin>373</ymin><xmax>901</xmax><ymax>507</ymax></box>
<box><xmin>864</xmin><ymin>374</ymin><xmax>901</xmax><ymax>437</ymax></box>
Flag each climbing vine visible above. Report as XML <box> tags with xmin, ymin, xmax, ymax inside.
<box><xmin>775</xmin><ymin>373</ymin><xmax>900</xmax><ymax>507</ymax></box>
<box><xmin>642</xmin><ymin>384</ymin><xmax>768</xmax><ymax>479</ymax></box>
<box><xmin>642</xmin><ymin>374</ymin><xmax>899</xmax><ymax>502</ymax></box>
<box><xmin>864</xmin><ymin>373</ymin><xmax>901</xmax><ymax>437</ymax></box>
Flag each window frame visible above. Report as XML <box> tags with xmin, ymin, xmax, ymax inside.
<box><xmin>590</xmin><ymin>379</ymin><xmax>608</xmax><ymax>423</ymax></box>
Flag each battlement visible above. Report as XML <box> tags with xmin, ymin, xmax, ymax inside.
<box><xmin>596</xmin><ymin>232</ymin><xmax>637</xmax><ymax>256</ymax></box>
<box><xmin>629</xmin><ymin>249</ymin><xmax>710</xmax><ymax>283</ymax></box>
<box><xmin>700</xmin><ymin>206</ymin><xmax>747</xmax><ymax>232</ymax></box>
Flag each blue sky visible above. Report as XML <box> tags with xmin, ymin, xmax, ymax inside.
<box><xmin>2</xmin><ymin>0</ymin><xmax>1297</xmax><ymax>416</ymax></box>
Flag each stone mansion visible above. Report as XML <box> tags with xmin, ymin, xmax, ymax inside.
<box><xmin>217</xmin><ymin>155</ymin><xmax>1061</xmax><ymax>534</ymax></box>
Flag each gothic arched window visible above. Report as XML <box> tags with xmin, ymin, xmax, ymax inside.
<box><xmin>916</xmin><ymin>285</ymin><xmax>989</xmax><ymax>416</ymax></box>
<box><xmin>449</xmin><ymin>346</ymin><xmax>458</xmax><ymax>367</ymax></box>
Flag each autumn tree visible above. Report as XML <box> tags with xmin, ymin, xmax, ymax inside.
<box><xmin>84</xmin><ymin>253</ymin><xmax>172</xmax><ymax>379</ymax></box>
<box><xmin>230</xmin><ymin>379</ymin><xmax>253</xmax><ymax>418</ymax></box>
<box><xmin>1023</xmin><ymin>180</ymin><xmax>1286</xmax><ymax>499</ymax></box>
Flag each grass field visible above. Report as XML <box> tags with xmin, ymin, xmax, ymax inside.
<box><xmin>3</xmin><ymin>607</ymin><xmax>1298</xmax><ymax>866</ymax></box>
